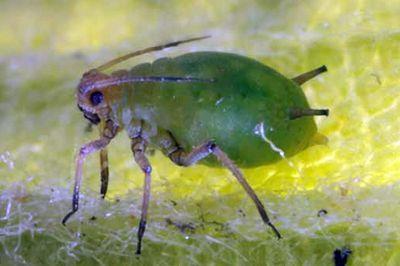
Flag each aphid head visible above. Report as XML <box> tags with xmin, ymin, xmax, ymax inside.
<box><xmin>76</xmin><ymin>69</ymin><xmax>119</xmax><ymax>125</ymax></box>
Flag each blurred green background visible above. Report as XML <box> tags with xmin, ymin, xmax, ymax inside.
<box><xmin>1</xmin><ymin>0</ymin><xmax>400</xmax><ymax>265</ymax></box>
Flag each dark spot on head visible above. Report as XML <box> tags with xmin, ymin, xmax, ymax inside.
<box><xmin>90</xmin><ymin>91</ymin><xmax>103</xmax><ymax>106</ymax></box>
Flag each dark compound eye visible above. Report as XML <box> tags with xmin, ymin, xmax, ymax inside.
<box><xmin>90</xmin><ymin>91</ymin><xmax>103</xmax><ymax>106</ymax></box>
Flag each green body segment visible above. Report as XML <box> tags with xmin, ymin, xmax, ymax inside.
<box><xmin>114</xmin><ymin>52</ymin><xmax>317</xmax><ymax>167</ymax></box>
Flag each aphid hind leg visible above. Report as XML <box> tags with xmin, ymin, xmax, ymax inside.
<box><xmin>169</xmin><ymin>141</ymin><xmax>215</xmax><ymax>166</ymax></box>
<box><xmin>131</xmin><ymin>136</ymin><xmax>152</xmax><ymax>255</ymax></box>
<box><xmin>62</xmin><ymin>120</ymin><xmax>118</xmax><ymax>225</ymax></box>
<box><xmin>167</xmin><ymin>140</ymin><xmax>282</xmax><ymax>239</ymax></box>
<box><xmin>211</xmin><ymin>145</ymin><xmax>281</xmax><ymax>239</ymax></box>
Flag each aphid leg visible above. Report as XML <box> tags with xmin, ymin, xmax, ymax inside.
<box><xmin>98</xmin><ymin>120</ymin><xmax>111</xmax><ymax>198</ymax></box>
<box><xmin>62</xmin><ymin>138</ymin><xmax>112</xmax><ymax>225</ymax></box>
<box><xmin>169</xmin><ymin>141</ymin><xmax>216</xmax><ymax>166</ymax></box>
<box><xmin>168</xmin><ymin>140</ymin><xmax>282</xmax><ymax>239</ymax></box>
<box><xmin>100</xmin><ymin>148</ymin><xmax>109</xmax><ymax>198</ymax></box>
<box><xmin>62</xmin><ymin>120</ymin><xmax>118</xmax><ymax>225</ymax></box>
<box><xmin>292</xmin><ymin>65</ymin><xmax>327</xmax><ymax>85</ymax></box>
<box><xmin>131</xmin><ymin>137</ymin><xmax>152</xmax><ymax>255</ymax></box>
<box><xmin>211</xmin><ymin>145</ymin><xmax>282</xmax><ymax>238</ymax></box>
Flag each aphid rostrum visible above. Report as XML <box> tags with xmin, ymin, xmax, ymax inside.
<box><xmin>63</xmin><ymin>36</ymin><xmax>329</xmax><ymax>254</ymax></box>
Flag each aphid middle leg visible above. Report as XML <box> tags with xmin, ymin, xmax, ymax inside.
<box><xmin>131</xmin><ymin>137</ymin><xmax>152</xmax><ymax>255</ymax></box>
<box><xmin>167</xmin><ymin>140</ymin><xmax>281</xmax><ymax>239</ymax></box>
<box><xmin>99</xmin><ymin>148</ymin><xmax>109</xmax><ymax>198</ymax></box>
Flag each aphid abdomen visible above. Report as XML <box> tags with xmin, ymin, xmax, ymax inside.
<box><xmin>118</xmin><ymin>52</ymin><xmax>317</xmax><ymax>167</ymax></box>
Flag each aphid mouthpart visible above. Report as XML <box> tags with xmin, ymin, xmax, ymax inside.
<box><xmin>96</xmin><ymin>35</ymin><xmax>211</xmax><ymax>71</ymax></box>
<box><xmin>78</xmin><ymin>104</ymin><xmax>101</xmax><ymax>124</ymax></box>
<box><xmin>83</xmin><ymin>112</ymin><xmax>100</xmax><ymax>125</ymax></box>
<box><xmin>289</xmin><ymin>108</ymin><xmax>329</xmax><ymax>120</ymax></box>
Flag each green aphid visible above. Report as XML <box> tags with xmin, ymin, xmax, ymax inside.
<box><xmin>63</xmin><ymin>36</ymin><xmax>329</xmax><ymax>255</ymax></box>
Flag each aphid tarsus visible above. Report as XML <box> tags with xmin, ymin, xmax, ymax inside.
<box><xmin>333</xmin><ymin>247</ymin><xmax>352</xmax><ymax>266</ymax></box>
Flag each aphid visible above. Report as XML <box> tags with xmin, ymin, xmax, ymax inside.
<box><xmin>62</xmin><ymin>36</ymin><xmax>329</xmax><ymax>254</ymax></box>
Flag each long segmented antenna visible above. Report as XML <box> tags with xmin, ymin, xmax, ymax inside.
<box><xmin>96</xmin><ymin>36</ymin><xmax>211</xmax><ymax>71</ymax></box>
<box><xmin>89</xmin><ymin>76</ymin><xmax>214</xmax><ymax>90</ymax></box>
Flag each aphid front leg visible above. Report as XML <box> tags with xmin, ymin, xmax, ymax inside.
<box><xmin>158</xmin><ymin>133</ymin><xmax>281</xmax><ymax>239</ymax></box>
<box><xmin>131</xmin><ymin>136</ymin><xmax>152</xmax><ymax>255</ymax></box>
<box><xmin>62</xmin><ymin>120</ymin><xmax>118</xmax><ymax>225</ymax></box>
